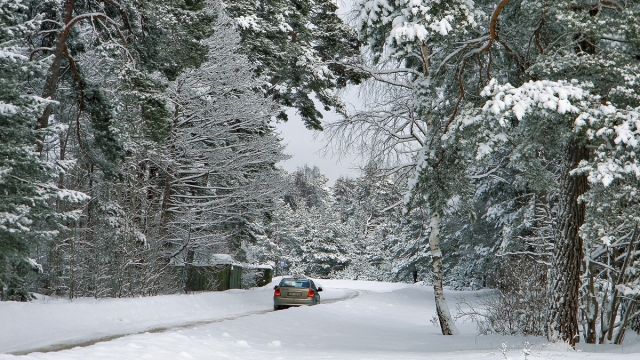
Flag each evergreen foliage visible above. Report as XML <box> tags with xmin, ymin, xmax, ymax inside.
<box><xmin>0</xmin><ymin>0</ymin><xmax>295</xmax><ymax>299</ymax></box>
<box><xmin>165</xmin><ymin>14</ymin><xmax>287</xmax><ymax>270</ymax></box>
<box><xmin>1</xmin><ymin>0</ymin><xmax>639</xmax><ymax>347</ymax></box>
<box><xmin>347</xmin><ymin>0</ymin><xmax>640</xmax><ymax>343</ymax></box>
<box><xmin>224</xmin><ymin>0</ymin><xmax>366</xmax><ymax>130</ymax></box>
<box><xmin>0</xmin><ymin>0</ymin><xmax>89</xmax><ymax>300</ymax></box>
<box><xmin>0</xmin><ymin>0</ymin><xmax>50</xmax><ymax>300</ymax></box>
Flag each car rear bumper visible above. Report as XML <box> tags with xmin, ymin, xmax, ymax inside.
<box><xmin>274</xmin><ymin>297</ymin><xmax>316</xmax><ymax>306</ymax></box>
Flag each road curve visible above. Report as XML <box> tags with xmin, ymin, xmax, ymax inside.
<box><xmin>10</xmin><ymin>289</ymin><xmax>360</xmax><ymax>356</ymax></box>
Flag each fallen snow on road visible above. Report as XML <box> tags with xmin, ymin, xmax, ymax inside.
<box><xmin>1</xmin><ymin>279</ymin><xmax>639</xmax><ymax>360</ymax></box>
<box><xmin>0</xmin><ymin>278</ymin><xmax>351</xmax><ymax>354</ymax></box>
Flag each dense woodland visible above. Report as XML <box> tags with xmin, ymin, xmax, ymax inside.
<box><xmin>1</xmin><ymin>0</ymin><xmax>640</xmax><ymax>347</ymax></box>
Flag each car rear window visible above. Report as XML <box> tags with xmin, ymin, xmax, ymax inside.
<box><xmin>279</xmin><ymin>279</ymin><xmax>310</xmax><ymax>288</ymax></box>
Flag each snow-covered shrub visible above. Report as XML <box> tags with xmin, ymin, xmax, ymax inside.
<box><xmin>458</xmin><ymin>257</ymin><xmax>547</xmax><ymax>336</ymax></box>
<box><xmin>241</xmin><ymin>269</ymin><xmax>261</xmax><ymax>289</ymax></box>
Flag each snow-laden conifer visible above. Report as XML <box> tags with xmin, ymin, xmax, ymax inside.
<box><xmin>224</xmin><ymin>0</ymin><xmax>365</xmax><ymax>130</ymax></box>
<box><xmin>164</xmin><ymin>12</ymin><xmax>287</xmax><ymax>270</ymax></box>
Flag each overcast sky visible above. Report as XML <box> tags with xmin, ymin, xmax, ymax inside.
<box><xmin>275</xmin><ymin>99</ymin><xmax>363</xmax><ymax>184</ymax></box>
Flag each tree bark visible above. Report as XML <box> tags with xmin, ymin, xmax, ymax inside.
<box><xmin>428</xmin><ymin>212</ymin><xmax>458</xmax><ymax>335</ymax></box>
<box><xmin>547</xmin><ymin>138</ymin><xmax>589</xmax><ymax>347</ymax></box>
<box><xmin>36</xmin><ymin>0</ymin><xmax>74</xmax><ymax>154</ymax></box>
<box><xmin>614</xmin><ymin>300</ymin><xmax>637</xmax><ymax>344</ymax></box>
<box><xmin>603</xmin><ymin>226</ymin><xmax>639</xmax><ymax>343</ymax></box>
<box><xmin>584</xmin><ymin>264</ymin><xmax>598</xmax><ymax>343</ymax></box>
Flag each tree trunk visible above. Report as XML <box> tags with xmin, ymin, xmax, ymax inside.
<box><xmin>614</xmin><ymin>300</ymin><xmax>636</xmax><ymax>344</ymax></box>
<box><xmin>584</xmin><ymin>264</ymin><xmax>598</xmax><ymax>343</ymax></box>
<box><xmin>604</xmin><ymin>226</ymin><xmax>639</xmax><ymax>343</ymax></box>
<box><xmin>428</xmin><ymin>212</ymin><xmax>458</xmax><ymax>335</ymax></box>
<box><xmin>36</xmin><ymin>0</ymin><xmax>75</xmax><ymax>153</ymax></box>
<box><xmin>547</xmin><ymin>138</ymin><xmax>589</xmax><ymax>346</ymax></box>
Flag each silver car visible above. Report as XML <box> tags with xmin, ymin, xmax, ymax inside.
<box><xmin>273</xmin><ymin>277</ymin><xmax>322</xmax><ymax>310</ymax></box>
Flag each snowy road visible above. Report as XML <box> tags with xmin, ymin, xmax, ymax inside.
<box><xmin>0</xmin><ymin>278</ymin><xmax>357</xmax><ymax>355</ymax></box>
<box><xmin>1</xmin><ymin>280</ymin><xmax>639</xmax><ymax>360</ymax></box>
<box><xmin>9</xmin><ymin>288</ymin><xmax>361</xmax><ymax>355</ymax></box>
<box><xmin>10</xmin><ymin>309</ymin><xmax>275</xmax><ymax>355</ymax></box>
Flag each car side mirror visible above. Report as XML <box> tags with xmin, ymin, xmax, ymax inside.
<box><xmin>274</xmin><ymin>285</ymin><xmax>279</xmax><ymax>290</ymax></box>
<box><xmin>317</xmin><ymin>287</ymin><xmax>323</xmax><ymax>292</ymax></box>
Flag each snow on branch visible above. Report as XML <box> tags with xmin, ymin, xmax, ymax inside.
<box><xmin>481</xmin><ymin>78</ymin><xmax>587</xmax><ymax>123</ymax></box>
<box><xmin>479</xmin><ymin>78</ymin><xmax>640</xmax><ymax>187</ymax></box>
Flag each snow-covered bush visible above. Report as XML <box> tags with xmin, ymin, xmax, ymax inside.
<box><xmin>458</xmin><ymin>257</ymin><xmax>547</xmax><ymax>336</ymax></box>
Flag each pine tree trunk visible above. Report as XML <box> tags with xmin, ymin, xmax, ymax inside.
<box><xmin>547</xmin><ymin>138</ymin><xmax>589</xmax><ymax>346</ymax></box>
<box><xmin>36</xmin><ymin>0</ymin><xmax>74</xmax><ymax>153</ymax></box>
<box><xmin>428</xmin><ymin>212</ymin><xmax>458</xmax><ymax>335</ymax></box>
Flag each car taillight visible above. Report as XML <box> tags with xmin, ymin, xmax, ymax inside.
<box><xmin>274</xmin><ymin>289</ymin><xmax>281</xmax><ymax>297</ymax></box>
<box><xmin>307</xmin><ymin>289</ymin><xmax>315</xmax><ymax>298</ymax></box>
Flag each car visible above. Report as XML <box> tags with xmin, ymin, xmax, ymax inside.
<box><xmin>273</xmin><ymin>276</ymin><xmax>322</xmax><ymax>310</ymax></box>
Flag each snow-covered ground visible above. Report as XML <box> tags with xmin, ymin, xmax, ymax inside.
<box><xmin>0</xmin><ymin>279</ymin><xmax>354</xmax><ymax>354</ymax></box>
<box><xmin>1</xmin><ymin>279</ymin><xmax>638</xmax><ymax>359</ymax></box>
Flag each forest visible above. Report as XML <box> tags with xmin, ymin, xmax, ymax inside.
<box><xmin>1</xmin><ymin>0</ymin><xmax>640</xmax><ymax>347</ymax></box>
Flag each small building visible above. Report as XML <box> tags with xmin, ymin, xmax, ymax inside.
<box><xmin>177</xmin><ymin>254</ymin><xmax>273</xmax><ymax>292</ymax></box>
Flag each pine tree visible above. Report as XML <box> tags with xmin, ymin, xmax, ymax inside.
<box><xmin>474</xmin><ymin>0</ymin><xmax>640</xmax><ymax>345</ymax></box>
<box><xmin>164</xmin><ymin>12</ymin><xmax>287</xmax><ymax>270</ymax></box>
<box><xmin>223</xmin><ymin>0</ymin><xmax>365</xmax><ymax>129</ymax></box>
<box><xmin>332</xmin><ymin>165</ymin><xmax>403</xmax><ymax>281</ymax></box>
<box><xmin>26</xmin><ymin>0</ymin><xmax>220</xmax><ymax>298</ymax></box>
<box><xmin>349</xmin><ymin>0</ymin><xmax>640</xmax><ymax>343</ymax></box>
<box><xmin>0</xmin><ymin>0</ymin><xmax>55</xmax><ymax>300</ymax></box>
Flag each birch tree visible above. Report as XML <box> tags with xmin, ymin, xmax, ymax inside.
<box><xmin>336</xmin><ymin>0</ymin><xmax>489</xmax><ymax>335</ymax></box>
